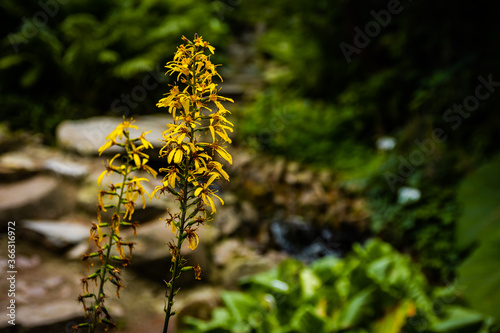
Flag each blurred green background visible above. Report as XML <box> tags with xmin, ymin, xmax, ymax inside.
<box><xmin>2</xmin><ymin>0</ymin><xmax>500</xmax><ymax>331</ymax></box>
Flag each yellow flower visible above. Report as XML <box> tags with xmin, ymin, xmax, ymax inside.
<box><xmin>167</xmin><ymin>145</ymin><xmax>184</xmax><ymax>164</ymax></box>
<box><xmin>132</xmin><ymin>183</ymin><xmax>147</xmax><ymax>209</ymax></box>
<box><xmin>123</xmin><ymin>200</ymin><xmax>135</xmax><ymax>220</ymax></box>
<box><xmin>138</xmin><ymin>158</ymin><xmax>158</xmax><ymax>178</ymax></box>
<box><xmin>194</xmin><ymin>174</ymin><xmax>224</xmax><ymax>213</ymax></box>
<box><xmin>206</xmin><ymin>161</ymin><xmax>229</xmax><ymax>181</ymax></box>
<box><xmin>98</xmin><ymin>190</ymin><xmax>108</xmax><ymax>213</ymax></box>
<box><xmin>98</xmin><ymin>137</ymin><xmax>117</xmax><ymax>156</ymax></box>
<box><xmin>194</xmin><ymin>263</ymin><xmax>202</xmax><ymax>280</ymax></box>
<box><xmin>185</xmin><ymin>228</ymin><xmax>199</xmax><ymax>250</ymax></box>
<box><xmin>137</xmin><ymin>131</ymin><xmax>154</xmax><ymax>149</ymax></box>
<box><xmin>106</xmin><ymin>118</ymin><xmax>139</xmax><ymax>142</ymax></box>
<box><xmin>97</xmin><ymin>154</ymin><xmax>121</xmax><ymax>187</ymax></box>
<box><xmin>207</xmin><ymin>142</ymin><xmax>232</xmax><ymax>164</ymax></box>
<box><xmin>159</xmin><ymin>166</ymin><xmax>180</xmax><ymax>188</ymax></box>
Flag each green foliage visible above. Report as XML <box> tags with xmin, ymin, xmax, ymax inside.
<box><xmin>456</xmin><ymin>154</ymin><xmax>500</xmax><ymax>250</ymax></box>
<box><xmin>182</xmin><ymin>239</ymin><xmax>495</xmax><ymax>333</ymax></box>
<box><xmin>0</xmin><ymin>0</ymin><xmax>230</xmax><ymax>139</ymax></box>
<box><xmin>456</xmin><ymin>154</ymin><xmax>500</xmax><ymax>322</ymax></box>
<box><xmin>238</xmin><ymin>89</ymin><xmax>379</xmax><ymax>176</ymax></box>
<box><xmin>233</xmin><ymin>0</ymin><xmax>500</xmax><ymax>148</ymax></box>
<box><xmin>458</xmin><ymin>239</ymin><xmax>500</xmax><ymax>324</ymax></box>
<box><xmin>368</xmin><ymin>170</ymin><xmax>460</xmax><ymax>280</ymax></box>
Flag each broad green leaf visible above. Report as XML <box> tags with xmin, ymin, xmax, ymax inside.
<box><xmin>221</xmin><ymin>291</ymin><xmax>261</xmax><ymax>323</ymax></box>
<box><xmin>334</xmin><ymin>287</ymin><xmax>374</xmax><ymax>330</ymax></box>
<box><xmin>183</xmin><ymin>307</ymin><xmax>233</xmax><ymax>332</ymax></box>
<box><xmin>456</xmin><ymin>154</ymin><xmax>500</xmax><ymax>249</ymax></box>
<box><xmin>458</xmin><ymin>236</ymin><xmax>500</xmax><ymax>321</ymax></box>
<box><xmin>300</xmin><ymin>268</ymin><xmax>321</xmax><ymax>299</ymax></box>
<box><xmin>430</xmin><ymin>305</ymin><xmax>484</xmax><ymax>332</ymax></box>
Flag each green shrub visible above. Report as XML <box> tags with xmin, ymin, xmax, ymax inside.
<box><xmin>182</xmin><ymin>239</ymin><xmax>496</xmax><ymax>333</ymax></box>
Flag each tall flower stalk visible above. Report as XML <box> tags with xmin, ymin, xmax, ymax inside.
<box><xmin>75</xmin><ymin>119</ymin><xmax>156</xmax><ymax>332</ymax></box>
<box><xmin>152</xmin><ymin>34</ymin><xmax>234</xmax><ymax>333</ymax></box>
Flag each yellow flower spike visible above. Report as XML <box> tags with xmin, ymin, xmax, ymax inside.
<box><xmin>158</xmin><ymin>35</ymin><xmax>234</xmax><ymax>331</ymax></box>
<box><xmin>79</xmin><ymin>116</ymin><xmax>156</xmax><ymax>330</ymax></box>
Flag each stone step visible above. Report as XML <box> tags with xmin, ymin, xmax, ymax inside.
<box><xmin>0</xmin><ymin>175</ymin><xmax>74</xmax><ymax>223</ymax></box>
<box><xmin>57</xmin><ymin>115</ymin><xmax>170</xmax><ymax>156</ymax></box>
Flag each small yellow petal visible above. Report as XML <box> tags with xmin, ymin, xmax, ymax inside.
<box><xmin>133</xmin><ymin>154</ymin><xmax>141</xmax><ymax>168</ymax></box>
<box><xmin>167</xmin><ymin>148</ymin><xmax>177</xmax><ymax>164</ymax></box>
<box><xmin>98</xmin><ymin>141</ymin><xmax>113</xmax><ymax>155</ymax></box>
<box><xmin>97</xmin><ymin>170</ymin><xmax>107</xmax><ymax>187</ymax></box>
<box><xmin>174</xmin><ymin>149</ymin><xmax>183</xmax><ymax>164</ymax></box>
<box><xmin>96</xmin><ymin>224</ymin><xmax>103</xmax><ymax>242</ymax></box>
<box><xmin>206</xmin><ymin>195</ymin><xmax>216</xmax><ymax>213</ymax></box>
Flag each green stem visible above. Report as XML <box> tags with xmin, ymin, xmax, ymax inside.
<box><xmin>163</xmin><ymin>158</ymin><xmax>191</xmax><ymax>332</ymax></box>
<box><xmin>91</xmin><ymin>145</ymin><xmax>131</xmax><ymax>332</ymax></box>
<box><xmin>163</xmin><ymin>125</ymin><xmax>195</xmax><ymax>333</ymax></box>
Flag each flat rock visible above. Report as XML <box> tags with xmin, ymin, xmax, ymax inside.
<box><xmin>0</xmin><ymin>152</ymin><xmax>38</xmax><ymax>180</ymax></box>
<box><xmin>0</xmin><ymin>175</ymin><xmax>72</xmax><ymax>222</ymax></box>
<box><xmin>57</xmin><ymin>115</ymin><xmax>170</xmax><ymax>156</ymax></box>
<box><xmin>16</xmin><ymin>300</ymin><xmax>84</xmax><ymax>332</ymax></box>
<box><xmin>21</xmin><ymin>220</ymin><xmax>90</xmax><ymax>250</ymax></box>
<box><xmin>211</xmin><ymin>239</ymin><xmax>287</xmax><ymax>287</ymax></box>
<box><xmin>44</xmin><ymin>158</ymin><xmax>89</xmax><ymax>179</ymax></box>
<box><xmin>0</xmin><ymin>145</ymin><xmax>90</xmax><ymax>181</ymax></box>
